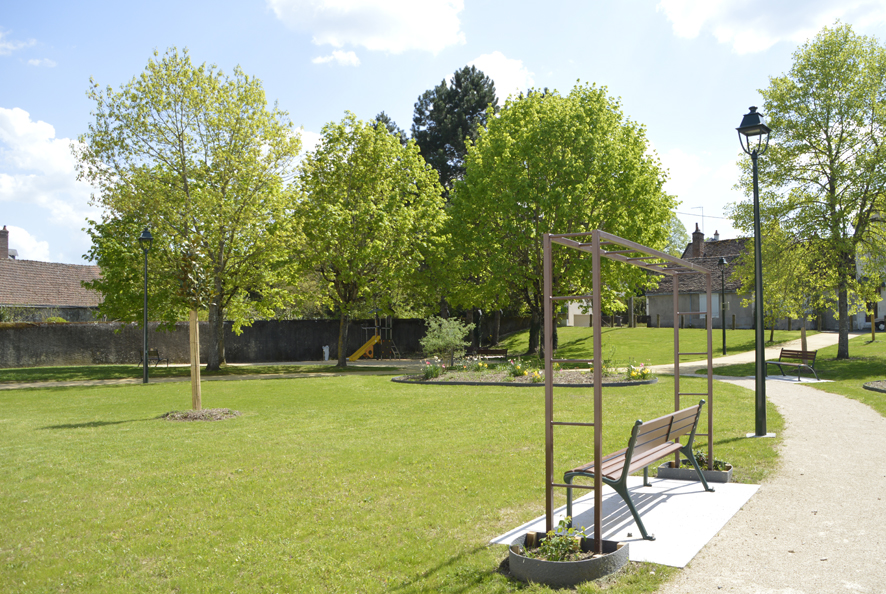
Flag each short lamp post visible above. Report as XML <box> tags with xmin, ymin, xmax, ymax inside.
<box><xmin>718</xmin><ymin>257</ymin><xmax>727</xmax><ymax>356</ymax></box>
<box><xmin>138</xmin><ymin>227</ymin><xmax>153</xmax><ymax>384</ymax></box>
<box><xmin>737</xmin><ymin>106</ymin><xmax>772</xmax><ymax>437</ymax></box>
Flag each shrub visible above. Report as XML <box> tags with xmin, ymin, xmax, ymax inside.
<box><xmin>419</xmin><ymin>316</ymin><xmax>475</xmax><ymax>367</ymax></box>
<box><xmin>524</xmin><ymin>517</ymin><xmax>588</xmax><ymax>562</ymax></box>
<box><xmin>421</xmin><ymin>359</ymin><xmax>445</xmax><ymax>380</ymax></box>
<box><xmin>505</xmin><ymin>359</ymin><xmax>529</xmax><ymax>377</ymax></box>
<box><xmin>44</xmin><ymin>316</ymin><xmax>68</xmax><ymax>324</ymax></box>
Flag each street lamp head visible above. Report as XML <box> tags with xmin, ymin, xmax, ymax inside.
<box><xmin>138</xmin><ymin>227</ymin><xmax>153</xmax><ymax>252</ymax></box>
<box><xmin>737</xmin><ymin>106</ymin><xmax>771</xmax><ymax>156</ymax></box>
<box><xmin>718</xmin><ymin>257</ymin><xmax>727</xmax><ymax>272</ymax></box>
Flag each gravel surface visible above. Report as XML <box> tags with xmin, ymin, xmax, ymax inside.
<box><xmin>160</xmin><ymin>408</ymin><xmax>241</xmax><ymax>422</ymax></box>
<box><xmin>658</xmin><ymin>375</ymin><xmax>886</xmax><ymax>592</ymax></box>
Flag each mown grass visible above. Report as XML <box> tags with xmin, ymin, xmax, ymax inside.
<box><xmin>0</xmin><ymin>363</ymin><xmax>397</xmax><ymax>384</ymax></box>
<box><xmin>0</xmin><ymin>375</ymin><xmax>780</xmax><ymax>593</ymax></box>
<box><xmin>499</xmin><ymin>327</ymin><xmax>817</xmax><ymax>367</ymax></box>
<box><xmin>706</xmin><ymin>335</ymin><xmax>886</xmax><ymax>417</ymax></box>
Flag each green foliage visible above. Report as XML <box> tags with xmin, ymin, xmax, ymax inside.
<box><xmin>448</xmin><ymin>83</ymin><xmax>676</xmax><ymax>353</ymax></box>
<box><xmin>730</xmin><ymin>22</ymin><xmax>886</xmax><ymax>358</ymax></box>
<box><xmin>373</xmin><ymin>111</ymin><xmax>408</xmax><ymax>146</ymax></box>
<box><xmin>504</xmin><ymin>358</ymin><xmax>530</xmax><ymax>378</ymax></box>
<box><xmin>663</xmin><ymin>213</ymin><xmax>691</xmax><ymax>257</ymax></box>
<box><xmin>421</xmin><ymin>358</ymin><xmax>445</xmax><ymax>379</ymax></box>
<box><xmin>297</xmin><ymin>112</ymin><xmax>446</xmax><ymax>365</ymax></box>
<box><xmin>524</xmin><ymin>517</ymin><xmax>588</xmax><ymax>562</ymax></box>
<box><xmin>75</xmin><ymin>47</ymin><xmax>302</xmax><ymax>370</ymax></box>
<box><xmin>411</xmin><ymin>65</ymin><xmax>498</xmax><ymax>192</ymax></box>
<box><xmin>681</xmin><ymin>449</ymin><xmax>730</xmax><ymax>472</ymax></box>
<box><xmin>43</xmin><ymin>317</ymin><xmax>67</xmax><ymax>324</ymax></box>
<box><xmin>419</xmin><ymin>316</ymin><xmax>474</xmax><ymax>364</ymax></box>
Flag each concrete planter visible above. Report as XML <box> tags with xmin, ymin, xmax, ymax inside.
<box><xmin>509</xmin><ymin>535</ymin><xmax>628</xmax><ymax>588</ymax></box>
<box><xmin>656</xmin><ymin>460</ymin><xmax>733</xmax><ymax>483</ymax></box>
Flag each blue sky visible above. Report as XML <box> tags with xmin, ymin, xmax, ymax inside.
<box><xmin>2</xmin><ymin>1</ymin><xmax>886</xmax><ymax>264</ymax></box>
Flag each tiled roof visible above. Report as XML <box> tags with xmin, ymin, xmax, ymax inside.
<box><xmin>0</xmin><ymin>259</ymin><xmax>102</xmax><ymax>307</ymax></box>
<box><xmin>647</xmin><ymin>238</ymin><xmax>750</xmax><ymax>295</ymax></box>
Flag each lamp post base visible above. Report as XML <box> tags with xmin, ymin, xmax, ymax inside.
<box><xmin>745</xmin><ymin>432</ymin><xmax>777</xmax><ymax>439</ymax></box>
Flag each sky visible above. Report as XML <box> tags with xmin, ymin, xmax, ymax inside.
<box><xmin>2</xmin><ymin>1</ymin><xmax>886</xmax><ymax>264</ymax></box>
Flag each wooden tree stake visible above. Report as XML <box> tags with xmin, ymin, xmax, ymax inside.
<box><xmin>189</xmin><ymin>309</ymin><xmax>202</xmax><ymax>410</ymax></box>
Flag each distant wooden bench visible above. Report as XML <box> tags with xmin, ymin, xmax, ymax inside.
<box><xmin>465</xmin><ymin>347</ymin><xmax>508</xmax><ymax>359</ymax></box>
<box><xmin>766</xmin><ymin>348</ymin><xmax>818</xmax><ymax>381</ymax></box>
<box><xmin>564</xmin><ymin>401</ymin><xmax>714</xmax><ymax>541</ymax></box>
<box><xmin>137</xmin><ymin>348</ymin><xmax>168</xmax><ymax>368</ymax></box>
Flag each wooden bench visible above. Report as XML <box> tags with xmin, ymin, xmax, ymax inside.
<box><xmin>765</xmin><ymin>348</ymin><xmax>818</xmax><ymax>381</ymax></box>
<box><xmin>564</xmin><ymin>401</ymin><xmax>714</xmax><ymax>541</ymax></box>
<box><xmin>137</xmin><ymin>348</ymin><xmax>169</xmax><ymax>368</ymax></box>
<box><xmin>465</xmin><ymin>347</ymin><xmax>508</xmax><ymax>359</ymax></box>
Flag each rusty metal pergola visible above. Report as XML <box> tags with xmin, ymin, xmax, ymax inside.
<box><xmin>543</xmin><ymin>229</ymin><xmax>715</xmax><ymax>554</ymax></box>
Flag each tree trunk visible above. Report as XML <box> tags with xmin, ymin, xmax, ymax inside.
<box><xmin>337</xmin><ymin>310</ymin><xmax>349</xmax><ymax>367</ymax></box>
<box><xmin>801</xmin><ymin>321</ymin><xmax>808</xmax><ymax>352</ymax></box>
<box><xmin>206</xmin><ymin>301</ymin><xmax>226</xmax><ymax>371</ymax></box>
<box><xmin>189</xmin><ymin>309</ymin><xmax>202</xmax><ymax>411</ymax></box>
<box><xmin>439</xmin><ymin>296</ymin><xmax>449</xmax><ymax>319</ymax></box>
<box><xmin>492</xmin><ymin>309</ymin><xmax>501</xmax><ymax>345</ymax></box>
<box><xmin>837</xmin><ymin>285</ymin><xmax>849</xmax><ymax>359</ymax></box>
<box><xmin>527</xmin><ymin>309</ymin><xmax>540</xmax><ymax>355</ymax></box>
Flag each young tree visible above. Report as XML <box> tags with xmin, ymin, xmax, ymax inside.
<box><xmin>732</xmin><ymin>23</ymin><xmax>886</xmax><ymax>358</ymax></box>
<box><xmin>664</xmin><ymin>213</ymin><xmax>691</xmax><ymax>257</ymax></box>
<box><xmin>76</xmin><ymin>48</ymin><xmax>302</xmax><ymax>370</ymax></box>
<box><xmin>411</xmin><ymin>65</ymin><xmax>498</xmax><ymax>193</ymax></box>
<box><xmin>296</xmin><ymin>112</ymin><xmax>445</xmax><ymax>367</ymax></box>
<box><xmin>449</xmin><ymin>84</ymin><xmax>675</xmax><ymax>354</ymax></box>
<box><xmin>419</xmin><ymin>316</ymin><xmax>475</xmax><ymax>367</ymax></box>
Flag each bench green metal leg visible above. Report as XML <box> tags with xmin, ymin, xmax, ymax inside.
<box><xmin>612</xmin><ymin>478</ymin><xmax>654</xmax><ymax>540</ymax></box>
<box><xmin>680</xmin><ymin>445</ymin><xmax>715</xmax><ymax>492</ymax></box>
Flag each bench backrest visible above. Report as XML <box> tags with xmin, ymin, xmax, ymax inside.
<box><xmin>631</xmin><ymin>401</ymin><xmax>704</xmax><ymax>458</ymax></box>
<box><xmin>780</xmin><ymin>349</ymin><xmax>816</xmax><ymax>363</ymax></box>
<box><xmin>148</xmin><ymin>348</ymin><xmax>160</xmax><ymax>358</ymax></box>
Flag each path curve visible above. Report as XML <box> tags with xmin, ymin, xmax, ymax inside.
<box><xmin>658</xmin><ymin>331</ymin><xmax>886</xmax><ymax>592</ymax></box>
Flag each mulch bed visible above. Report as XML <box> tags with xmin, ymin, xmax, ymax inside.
<box><xmin>398</xmin><ymin>368</ymin><xmax>655</xmax><ymax>386</ymax></box>
<box><xmin>863</xmin><ymin>380</ymin><xmax>886</xmax><ymax>393</ymax></box>
<box><xmin>161</xmin><ymin>408</ymin><xmax>241</xmax><ymax>422</ymax></box>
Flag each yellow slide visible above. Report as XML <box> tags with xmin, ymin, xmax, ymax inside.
<box><xmin>348</xmin><ymin>334</ymin><xmax>381</xmax><ymax>361</ymax></box>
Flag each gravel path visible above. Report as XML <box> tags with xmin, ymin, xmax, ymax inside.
<box><xmin>658</xmin><ymin>332</ymin><xmax>886</xmax><ymax>593</ymax></box>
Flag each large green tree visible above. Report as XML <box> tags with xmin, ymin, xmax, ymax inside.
<box><xmin>449</xmin><ymin>84</ymin><xmax>675</xmax><ymax>354</ymax></box>
<box><xmin>76</xmin><ymin>48</ymin><xmax>302</xmax><ymax>370</ymax></box>
<box><xmin>731</xmin><ymin>23</ymin><xmax>886</xmax><ymax>358</ymax></box>
<box><xmin>296</xmin><ymin>112</ymin><xmax>445</xmax><ymax>366</ymax></box>
<box><xmin>411</xmin><ymin>65</ymin><xmax>498</xmax><ymax>193</ymax></box>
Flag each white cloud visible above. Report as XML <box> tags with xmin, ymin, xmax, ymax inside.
<box><xmin>312</xmin><ymin>50</ymin><xmax>360</xmax><ymax>66</ymax></box>
<box><xmin>299</xmin><ymin>128</ymin><xmax>322</xmax><ymax>155</ymax></box>
<box><xmin>0</xmin><ymin>107</ymin><xmax>98</xmax><ymax>235</ymax></box>
<box><xmin>267</xmin><ymin>0</ymin><xmax>465</xmax><ymax>54</ymax></box>
<box><xmin>4</xmin><ymin>225</ymin><xmax>50</xmax><ymax>261</ymax></box>
<box><xmin>0</xmin><ymin>30</ymin><xmax>35</xmax><ymax>56</ymax></box>
<box><xmin>656</xmin><ymin>0</ymin><xmax>886</xmax><ymax>54</ymax></box>
<box><xmin>27</xmin><ymin>58</ymin><xmax>56</xmax><ymax>68</ymax></box>
<box><xmin>467</xmin><ymin>51</ymin><xmax>534</xmax><ymax>100</ymax></box>
<box><xmin>659</xmin><ymin>147</ymin><xmax>710</xmax><ymax>198</ymax></box>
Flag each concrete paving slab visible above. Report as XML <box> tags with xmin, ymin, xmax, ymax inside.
<box><xmin>490</xmin><ymin>477</ymin><xmax>759</xmax><ymax>568</ymax></box>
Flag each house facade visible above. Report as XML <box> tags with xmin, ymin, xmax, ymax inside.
<box><xmin>0</xmin><ymin>226</ymin><xmax>103</xmax><ymax>322</ymax></box>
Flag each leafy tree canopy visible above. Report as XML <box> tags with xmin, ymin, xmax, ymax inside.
<box><xmin>448</xmin><ymin>83</ymin><xmax>675</xmax><ymax>354</ymax></box>
<box><xmin>374</xmin><ymin>111</ymin><xmax>408</xmax><ymax>146</ymax></box>
<box><xmin>411</xmin><ymin>65</ymin><xmax>498</xmax><ymax>192</ymax></box>
<box><xmin>76</xmin><ymin>48</ymin><xmax>302</xmax><ymax>370</ymax></box>
<box><xmin>296</xmin><ymin>111</ymin><xmax>445</xmax><ymax>366</ymax></box>
<box><xmin>730</xmin><ymin>22</ymin><xmax>886</xmax><ymax>358</ymax></box>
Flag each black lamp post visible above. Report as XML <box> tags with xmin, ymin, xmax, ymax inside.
<box><xmin>737</xmin><ymin>106</ymin><xmax>771</xmax><ymax>437</ymax></box>
<box><xmin>718</xmin><ymin>257</ymin><xmax>727</xmax><ymax>355</ymax></box>
<box><xmin>138</xmin><ymin>227</ymin><xmax>153</xmax><ymax>384</ymax></box>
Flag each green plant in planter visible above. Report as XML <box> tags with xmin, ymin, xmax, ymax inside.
<box><xmin>525</xmin><ymin>517</ymin><xmax>588</xmax><ymax>562</ymax></box>
<box><xmin>681</xmin><ymin>449</ymin><xmax>730</xmax><ymax>471</ymax></box>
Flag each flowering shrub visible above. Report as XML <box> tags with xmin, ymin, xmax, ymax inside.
<box><xmin>627</xmin><ymin>363</ymin><xmax>652</xmax><ymax>381</ymax></box>
<box><xmin>463</xmin><ymin>357</ymin><xmax>488</xmax><ymax>372</ymax></box>
<box><xmin>422</xmin><ymin>357</ymin><xmax>445</xmax><ymax>380</ymax></box>
<box><xmin>530</xmin><ymin>370</ymin><xmax>544</xmax><ymax>383</ymax></box>
<box><xmin>506</xmin><ymin>359</ymin><xmax>529</xmax><ymax>377</ymax></box>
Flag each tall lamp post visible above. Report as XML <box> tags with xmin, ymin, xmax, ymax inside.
<box><xmin>718</xmin><ymin>257</ymin><xmax>727</xmax><ymax>356</ymax></box>
<box><xmin>138</xmin><ymin>227</ymin><xmax>153</xmax><ymax>384</ymax></box>
<box><xmin>737</xmin><ymin>106</ymin><xmax>772</xmax><ymax>437</ymax></box>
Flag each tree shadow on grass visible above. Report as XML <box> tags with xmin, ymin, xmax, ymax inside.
<box><xmin>39</xmin><ymin>418</ymin><xmax>155</xmax><ymax>430</ymax></box>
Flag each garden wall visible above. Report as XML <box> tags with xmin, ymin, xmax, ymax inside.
<box><xmin>0</xmin><ymin>316</ymin><xmax>531</xmax><ymax>368</ymax></box>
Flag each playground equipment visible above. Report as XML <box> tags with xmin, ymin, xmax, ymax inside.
<box><xmin>543</xmin><ymin>229</ymin><xmax>715</xmax><ymax>554</ymax></box>
<box><xmin>348</xmin><ymin>312</ymin><xmax>401</xmax><ymax>361</ymax></box>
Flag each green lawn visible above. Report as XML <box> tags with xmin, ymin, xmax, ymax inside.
<box><xmin>499</xmin><ymin>326</ymin><xmax>818</xmax><ymax>367</ymax></box>
<box><xmin>0</xmin><ymin>363</ymin><xmax>397</xmax><ymax>384</ymax></box>
<box><xmin>706</xmin><ymin>336</ymin><xmax>886</xmax><ymax>417</ymax></box>
<box><xmin>0</xmin><ymin>375</ymin><xmax>781</xmax><ymax>593</ymax></box>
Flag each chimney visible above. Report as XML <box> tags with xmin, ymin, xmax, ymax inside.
<box><xmin>0</xmin><ymin>226</ymin><xmax>8</xmax><ymax>260</ymax></box>
<box><xmin>713</xmin><ymin>230</ymin><xmax>720</xmax><ymax>241</ymax></box>
<box><xmin>691</xmin><ymin>223</ymin><xmax>704</xmax><ymax>258</ymax></box>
